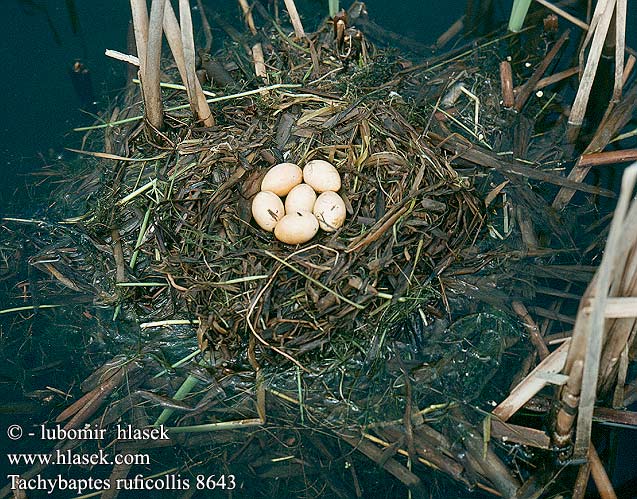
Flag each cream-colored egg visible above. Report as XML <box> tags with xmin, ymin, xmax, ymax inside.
<box><xmin>303</xmin><ymin>159</ymin><xmax>341</xmax><ymax>193</ymax></box>
<box><xmin>313</xmin><ymin>191</ymin><xmax>346</xmax><ymax>232</ymax></box>
<box><xmin>261</xmin><ymin>162</ymin><xmax>303</xmax><ymax>196</ymax></box>
<box><xmin>274</xmin><ymin>211</ymin><xmax>319</xmax><ymax>244</ymax></box>
<box><xmin>285</xmin><ymin>184</ymin><xmax>317</xmax><ymax>214</ymax></box>
<box><xmin>251</xmin><ymin>191</ymin><xmax>285</xmax><ymax>232</ymax></box>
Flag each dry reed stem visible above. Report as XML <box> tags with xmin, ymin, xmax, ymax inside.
<box><xmin>179</xmin><ymin>0</ymin><xmax>198</xmax><ymax>112</ymax></box>
<box><xmin>163</xmin><ymin>1</ymin><xmax>214</xmax><ymax>126</ymax></box>
<box><xmin>572</xmin><ymin>461</ymin><xmax>592</xmax><ymax>499</ymax></box>
<box><xmin>576</xmin><ymin>149</ymin><xmax>637</xmax><ymax>167</ymax></box>
<box><xmin>237</xmin><ymin>0</ymin><xmax>257</xmax><ymax>35</ymax></box>
<box><xmin>144</xmin><ymin>0</ymin><xmax>167</xmax><ymax>130</ymax></box>
<box><xmin>512</xmin><ymin>301</ymin><xmax>550</xmax><ymax>359</ymax></box>
<box><xmin>514</xmin><ymin>29</ymin><xmax>569</xmax><ymax>112</ymax></box>
<box><xmin>560</xmin><ymin>164</ymin><xmax>637</xmax><ymax>458</ymax></box>
<box><xmin>553</xmin><ymin>81</ymin><xmax>637</xmax><ymax>209</ymax></box>
<box><xmin>589</xmin><ymin>444</ymin><xmax>618</xmax><ymax>499</ymax></box>
<box><xmin>435</xmin><ymin>15</ymin><xmax>464</xmax><ymax>48</ymax></box>
<box><xmin>252</xmin><ymin>43</ymin><xmax>267</xmax><ymax>78</ymax></box>
<box><xmin>493</xmin><ymin>339</ymin><xmax>570</xmax><ymax>421</ymax></box>
<box><xmin>339</xmin><ymin>432</ymin><xmax>428</xmax><ymax>496</ymax></box>
<box><xmin>613</xmin><ymin>0</ymin><xmax>627</xmax><ymax>100</ymax></box>
<box><xmin>611</xmin><ymin>344</ymin><xmax>629</xmax><ymax>406</ymax></box>
<box><xmin>529</xmin><ymin>66</ymin><xmax>579</xmax><ymax>91</ymax></box>
<box><xmin>129</xmin><ymin>0</ymin><xmax>149</xmax><ymax>75</ymax></box>
<box><xmin>568</xmin><ymin>0</ymin><xmax>616</xmax><ymax>126</ymax></box>
<box><xmin>453</xmin><ymin>412</ymin><xmax>521</xmax><ymax>498</ymax></box>
<box><xmin>283</xmin><ymin>0</ymin><xmax>305</xmax><ymax>38</ymax></box>
<box><xmin>490</xmin><ymin>419</ymin><xmax>551</xmax><ymax>448</ymax></box>
<box><xmin>622</xmin><ymin>54</ymin><xmax>636</xmax><ymax>84</ymax></box>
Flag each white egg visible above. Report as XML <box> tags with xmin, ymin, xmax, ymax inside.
<box><xmin>285</xmin><ymin>183</ymin><xmax>317</xmax><ymax>214</ymax></box>
<box><xmin>303</xmin><ymin>159</ymin><xmax>341</xmax><ymax>193</ymax></box>
<box><xmin>261</xmin><ymin>162</ymin><xmax>303</xmax><ymax>196</ymax></box>
<box><xmin>251</xmin><ymin>191</ymin><xmax>285</xmax><ymax>232</ymax></box>
<box><xmin>274</xmin><ymin>211</ymin><xmax>319</xmax><ymax>244</ymax></box>
<box><xmin>313</xmin><ymin>191</ymin><xmax>346</xmax><ymax>232</ymax></box>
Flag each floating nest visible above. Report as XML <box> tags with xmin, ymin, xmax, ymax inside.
<box><xmin>130</xmin><ymin>95</ymin><xmax>481</xmax><ymax>362</ymax></box>
<box><xmin>60</xmin><ymin>11</ymin><xmax>488</xmax><ymax>370</ymax></box>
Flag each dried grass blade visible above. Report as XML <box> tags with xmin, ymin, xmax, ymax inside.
<box><xmin>66</xmin><ymin>148</ymin><xmax>167</xmax><ymax>162</ymax></box>
<box><xmin>264</xmin><ymin>250</ymin><xmax>364</xmax><ymax>309</ymax></box>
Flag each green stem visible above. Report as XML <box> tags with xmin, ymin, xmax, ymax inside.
<box><xmin>508</xmin><ymin>0</ymin><xmax>533</xmax><ymax>32</ymax></box>
<box><xmin>328</xmin><ymin>0</ymin><xmax>339</xmax><ymax>17</ymax></box>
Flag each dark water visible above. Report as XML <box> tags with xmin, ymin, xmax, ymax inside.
<box><xmin>1</xmin><ymin>1</ymin><xmax>637</xmax><ymax>498</ymax></box>
<box><xmin>0</xmin><ymin>0</ymin><xmax>467</xmax><ymax>206</ymax></box>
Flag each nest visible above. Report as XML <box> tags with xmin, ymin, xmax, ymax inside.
<box><xmin>143</xmin><ymin>99</ymin><xmax>481</xmax><ymax>361</ymax></box>
<box><xmin>60</xmin><ymin>16</ymin><xmax>487</xmax><ymax>371</ymax></box>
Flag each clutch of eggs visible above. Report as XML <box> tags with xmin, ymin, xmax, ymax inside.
<box><xmin>251</xmin><ymin>161</ymin><xmax>345</xmax><ymax>244</ymax></box>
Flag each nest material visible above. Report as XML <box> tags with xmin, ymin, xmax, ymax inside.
<box><xmin>62</xmin><ymin>33</ymin><xmax>488</xmax><ymax>366</ymax></box>
<box><xmin>152</xmin><ymin>97</ymin><xmax>483</xmax><ymax>360</ymax></box>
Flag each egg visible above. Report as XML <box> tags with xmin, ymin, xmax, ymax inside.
<box><xmin>285</xmin><ymin>184</ymin><xmax>317</xmax><ymax>214</ymax></box>
<box><xmin>313</xmin><ymin>191</ymin><xmax>346</xmax><ymax>232</ymax></box>
<box><xmin>303</xmin><ymin>159</ymin><xmax>341</xmax><ymax>193</ymax></box>
<box><xmin>261</xmin><ymin>162</ymin><xmax>303</xmax><ymax>196</ymax></box>
<box><xmin>274</xmin><ymin>211</ymin><xmax>319</xmax><ymax>244</ymax></box>
<box><xmin>251</xmin><ymin>191</ymin><xmax>285</xmax><ymax>232</ymax></box>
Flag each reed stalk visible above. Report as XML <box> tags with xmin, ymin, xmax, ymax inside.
<box><xmin>508</xmin><ymin>0</ymin><xmax>532</xmax><ymax>32</ymax></box>
<box><xmin>283</xmin><ymin>0</ymin><xmax>305</xmax><ymax>38</ymax></box>
<box><xmin>179</xmin><ymin>0</ymin><xmax>198</xmax><ymax>111</ymax></box>
<box><xmin>144</xmin><ymin>0</ymin><xmax>167</xmax><ymax>130</ymax></box>
<box><xmin>328</xmin><ymin>0</ymin><xmax>339</xmax><ymax>17</ymax></box>
<box><xmin>164</xmin><ymin>1</ymin><xmax>214</xmax><ymax>126</ymax></box>
<box><xmin>555</xmin><ymin>163</ymin><xmax>637</xmax><ymax>458</ymax></box>
<box><xmin>129</xmin><ymin>0</ymin><xmax>149</xmax><ymax>75</ymax></box>
<box><xmin>569</xmin><ymin>0</ymin><xmax>618</xmax><ymax>127</ymax></box>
